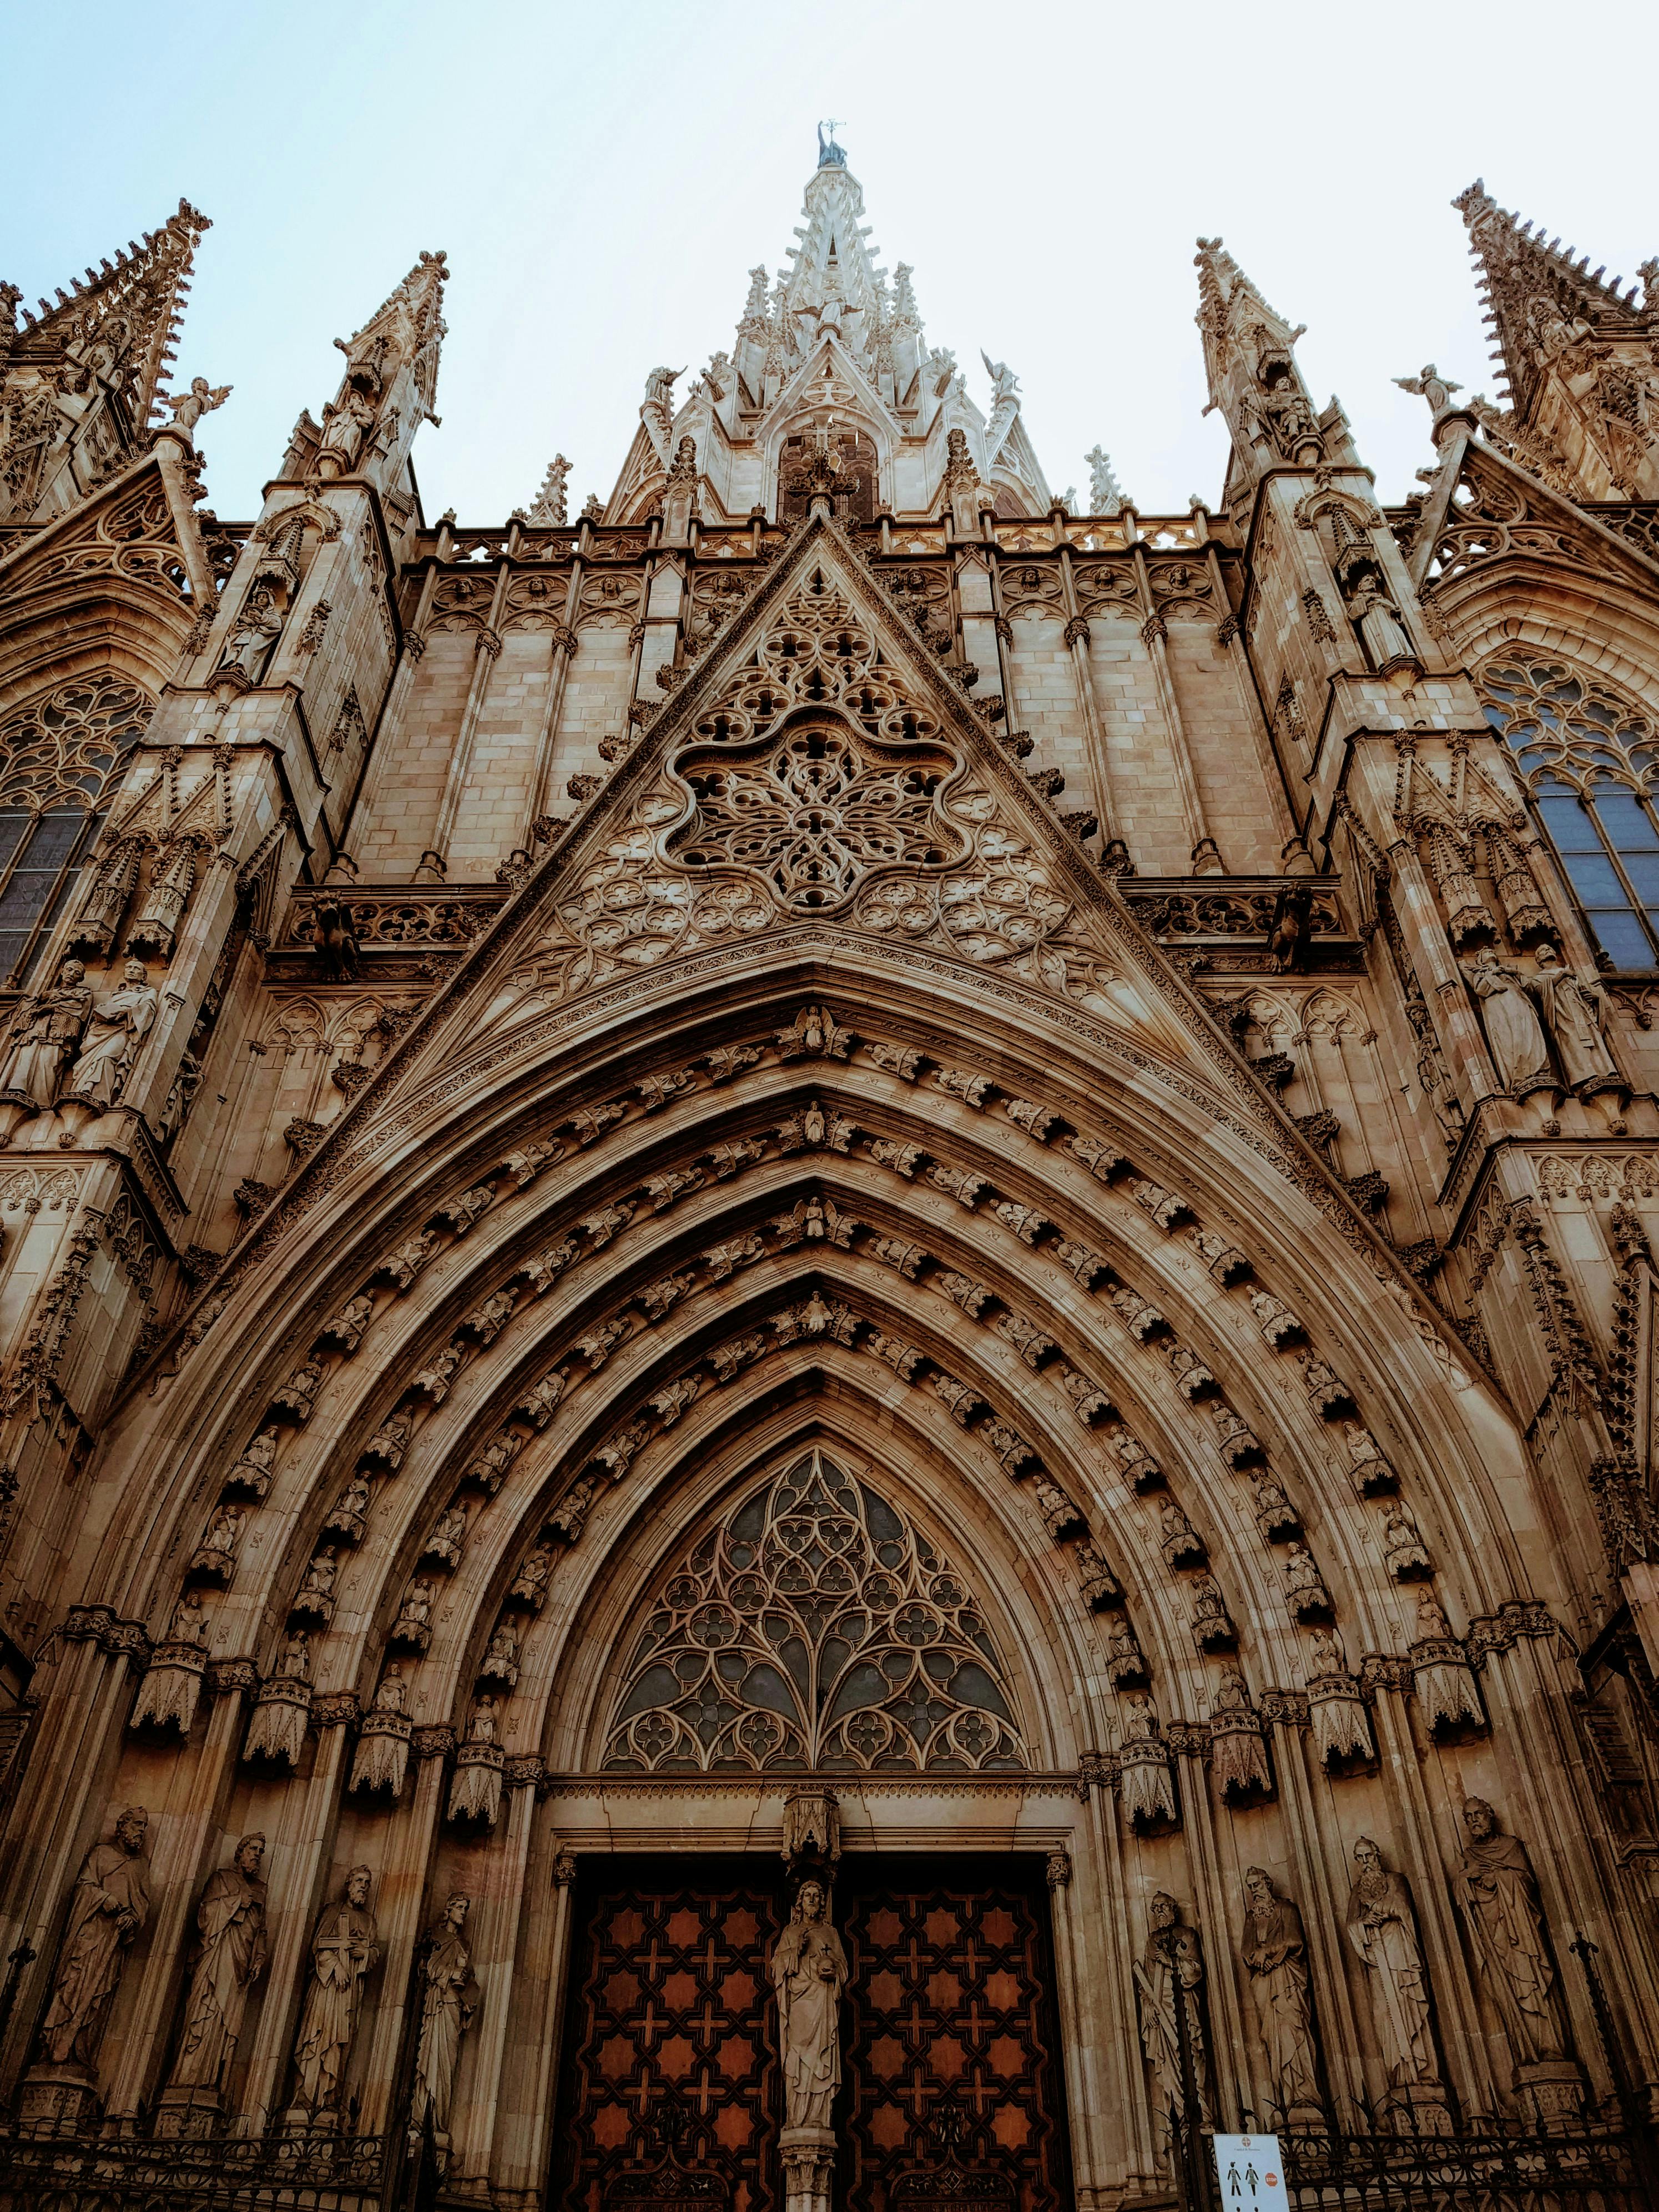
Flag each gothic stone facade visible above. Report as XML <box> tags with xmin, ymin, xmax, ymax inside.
<box><xmin>1</xmin><ymin>144</ymin><xmax>1658</xmax><ymax>2212</ymax></box>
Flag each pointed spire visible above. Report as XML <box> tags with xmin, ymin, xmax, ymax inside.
<box><xmin>4</xmin><ymin>197</ymin><xmax>210</xmax><ymax>427</ymax></box>
<box><xmin>335</xmin><ymin>248</ymin><xmax>449</xmax><ymax>425</ymax></box>
<box><xmin>1453</xmin><ymin>177</ymin><xmax>1652</xmax><ymax>415</ymax></box>
<box><xmin>1193</xmin><ymin>235</ymin><xmax>1330</xmax><ymax>490</ymax></box>
<box><xmin>526</xmin><ymin>454</ymin><xmax>570</xmax><ymax>526</ymax></box>
<box><xmin>1085</xmin><ymin>445</ymin><xmax>1125</xmax><ymax>515</ymax></box>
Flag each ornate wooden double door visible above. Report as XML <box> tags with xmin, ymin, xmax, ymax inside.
<box><xmin>551</xmin><ymin>1856</ymin><xmax>1072</xmax><ymax>2212</ymax></box>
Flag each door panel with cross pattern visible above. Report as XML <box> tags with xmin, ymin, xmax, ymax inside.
<box><xmin>550</xmin><ymin>1859</ymin><xmax>1070</xmax><ymax>2212</ymax></box>
<box><xmin>839</xmin><ymin>1861</ymin><xmax>1071</xmax><ymax>2212</ymax></box>
<box><xmin>551</xmin><ymin>1863</ymin><xmax>783</xmax><ymax>2212</ymax></box>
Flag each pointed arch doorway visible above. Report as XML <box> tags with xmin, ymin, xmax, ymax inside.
<box><xmin>547</xmin><ymin>1453</ymin><xmax>1076</xmax><ymax>2212</ymax></box>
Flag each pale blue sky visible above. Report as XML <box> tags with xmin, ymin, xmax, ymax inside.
<box><xmin>6</xmin><ymin>0</ymin><xmax>1656</xmax><ymax>522</ymax></box>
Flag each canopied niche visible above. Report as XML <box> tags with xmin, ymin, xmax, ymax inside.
<box><xmin>777</xmin><ymin>427</ymin><xmax>879</xmax><ymax>528</ymax></box>
<box><xmin>601</xmin><ymin>1449</ymin><xmax>1027</xmax><ymax>1773</ymax></box>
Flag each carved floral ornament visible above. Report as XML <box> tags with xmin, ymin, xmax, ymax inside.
<box><xmin>512</xmin><ymin>564</ymin><xmax>1115</xmax><ymax>1012</ymax></box>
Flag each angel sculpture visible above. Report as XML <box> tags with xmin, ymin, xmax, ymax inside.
<box><xmin>163</xmin><ymin>376</ymin><xmax>232</xmax><ymax>443</ymax></box>
<box><xmin>982</xmin><ymin>350</ymin><xmax>1022</xmax><ymax>464</ymax></box>
<box><xmin>640</xmin><ymin>365</ymin><xmax>684</xmax><ymax>466</ymax></box>
<box><xmin>1393</xmin><ymin>364</ymin><xmax>1462</xmax><ymax>419</ymax></box>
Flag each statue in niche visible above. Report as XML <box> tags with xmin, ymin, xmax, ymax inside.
<box><xmin>1528</xmin><ymin>946</ymin><xmax>1622</xmax><ymax>1096</ymax></box>
<box><xmin>1455</xmin><ymin>1798</ymin><xmax>1569</xmax><ymax>2071</ymax></box>
<box><xmin>1344</xmin><ymin>575</ymin><xmax>1419</xmax><ymax>675</ymax></box>
<box><xmin>317</xmin><ymin>386</ymin><xmax>376</xmax><ymax>473</ymax></box>
<box><xmin>350</xmin><ymin>1666</ymin><xmax>411</xmax><ymax>1797</ymax></box>
<box><xmin>479</xmin><ymin>1621</ymin><xmax>520</xmax><ymax>1687</ymax></box>
<box><xmin>63</xmin><ymin>957</ymin><xmax>157</xmax><ymax>1108</ymax></box>
<box><xmin>1134</xmin><ymin>1892</ymin><xmax>1211</xmax><ymax>2153</ymax></box>
<box><xmin>770</xmin><ymin>1876</ymin><xmax>848</xmax><ymax>2132</ymax></box>
<box><xmin>0</xmin><ymin>958</ymin><xmax>91</xmax><ymax>1111</ymax></box>
<box><xmin>188</xmin><ymin>1501</ymin><xmax>246</xmax><ymax>1584</ymax></box>
<box><xmin>167</xmin><ymin>1833</ymin><xmax>268</xmax><ymax>2095</ymax></box>
<box><xmin>226</xmin><ymin>1425</ymin><xmax>280</xmax><ymax>1498</ymax></box>
<box><xmin>290</xmin><ymin>1866</ymin><xmax>379</xmax><ymax>2121</ymax></box>
<box><xmin>410</xmin><ymin>1893</ymin><xmax>479</xmax><ymax>2142</ymax></box>
<box><xmin>218</xmin><ymin>580</ymin><xmax>284</xmax><ymax>682</ymax></box>
<box><xmin>1240</xmin><ymin>1868</ymin><xmax>1323</xmax><ymax>2127</ymax></box>
<box><xmin>1343</xmin><ymin>1837</ymin><xmax>1441</xmax><ymax>2090</ymax></box>
<box><xmin>1463</xmin><ymin>948</ymin><xmax>1554</xmax><ymax>1095</ymax></box>
<box><xmin>39</xmin><ymin>1806</ymin><xmax>151</xmax><ymax>2069</ymax></box>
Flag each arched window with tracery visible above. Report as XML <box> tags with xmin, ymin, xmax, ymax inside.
<box><xmin>0</xmin><ymin>674</ymin><xmax>153</xmax><ymax>985</ymax></box>
<box><xmin>1477</xmin><ymin>654</ymin><xmax>1659</xmax><ymax>969</ymax></box>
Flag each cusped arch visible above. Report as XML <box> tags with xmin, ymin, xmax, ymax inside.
<box><xmin>597</xmin><ymin>1445</ymin><xmax>1027</xmax><ymax>1776</ymax></box>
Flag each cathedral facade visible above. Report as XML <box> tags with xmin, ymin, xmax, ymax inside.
<box><xmin>1</xmin><ymin>130</ymin><xmax>1659</xmax><ymax>2212</ymax></box>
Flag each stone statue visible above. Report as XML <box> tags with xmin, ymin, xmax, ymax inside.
<box><xmin>392</xmin><ymin>1578</ymin><xmax>436</xmax><ymax>1646</ymax></box>
<box><xmin>1118</xmin><ymin>1691</ymin><xmax>1177</xmax><ymax>1825</ymax></box>
<box><xmin>63</xmin><ymin>957</ymin><xmax>157</xmax><ymax>1108</ymax></box>
<box><xmin>480</xmin><ymin>1621</ymin><xmax>520</xmax><ymax>1686</ymax></box>
<box><xmin>226</xmin><ymin>1425</ymin><xmax>280</xmax><ymax>1498</ymax></box>
<box><xmin>1394</xmin><ymin>364</ymin><xmax>1463</xmax><ymax>419</ymax></box>
<box><xmin>1241</xmin><ymin>1868</ymin><xmax>1322</xmax><ymax>2126</ymax></box>
<box><xmin>219</xmin><ymin>580</ymin><xmax>284</xmax><ymax>682</ymax></box>
<box><xmin>39</xmin><ymin>1806</ymin><xmax>151</xmax><ymax>2069</ymax></box>
<box><xmin>167</xmin><ymin>1834</ymin><xmax>268</xmax><ymax>2094</ymax></box>
<box><xmin>1463</xmin><ymin>948</ymin><xmax>1553</xmax><ymax>1094</ymax></box>
<box><xmin>0</xmin><ymin>959</ymin><xmax>91</xmax><ymax>1110</ymax></box>
<box><xmin>1528</xmin><ymin>946</ymin><xmax>1622</xmax><ymax>1096</ymax></box>
<box><xmin>770</xmin><ymin>1876</ymin><xmax>848</xmax><ymax>2134</ymax></box>
<box><xmin>1134</xmin><ymin>1892</ymin><xmax>1211</xmax><ymax>2150</ymax></box>
<box><xmin>1455</xmin><ymin>1798</ymin><xmax>1567</xmax><ymax>2069</ymax></box>
<box><xmin>318</xmin><ymin>387</ymin><xmax>376</xmax><ymax>472</ymax></box>
<box><xmin>640</xmin><ymin>365</ymin><xmax>684</xmax><ymax>463</ymax></box>
<box><xmin>1345</xmin><ymin>577</ymin><xmax>1419</xmax><ymax>674</ymax></box>
<box><xmin>410</xmin><ymin>1893</ymin><xmax>478</xmax><ymax>2141</ymax></box>
<box><xmin>1343</xmin><ymin>1837</ymin><xmax>1440</xmax><ymax>2088</ymax></box>
<box><xmin>296</xmin><ymin>1548</ymin><xmax>338</xmax><ymax>1615</ymax></box>
<box><xmin>290</xmin><ymin>1866</ymin><xmax>379</xmax><ymax>2120</ymax></box>
<box><xmin>162</xmin><ymin>376</ymin><xmax>231</xmax><ymax>442</ymax></box>
<box><xmin>189</xmin><ymin>1501</ymin><xmax>246</xmax><ymax>1583</ymax></box>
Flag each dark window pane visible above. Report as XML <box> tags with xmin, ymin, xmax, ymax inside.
<box><xmin>1589</xmin><ymin>909</ymin><xmax>1656</xmax><ymax>968</ymax></box>
<box><xmin>1594</xmin><ymin>790</ymin><xmax>1659</xmax><ymax>850</ymax></box>
<box><xmin>1537</xmin><ymin>795</ymin><xmax>1602</xmax><ymax>853</ymax></box>
<box><xmin>0</xmin><ymin>813</ymin><xmax>32</xmax><ymax>874</ymax></box>
<box><xmin>1561</xmin><ymin>850</ymin><xmax>1630</xmax><ymax>905</ymax></box>
<box><xmin>1620</xmin><ymin>853</ymin><xmax>1659</xmax><ymax>902</ymax></box>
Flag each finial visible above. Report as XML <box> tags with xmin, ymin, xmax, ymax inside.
<box><xmin>816</xmin><ymin>118</ymin><xmax>847</xmax><ymax>170</ymax></box>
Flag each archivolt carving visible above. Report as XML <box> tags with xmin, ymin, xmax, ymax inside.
<box><xmin>601</xmin><ymin>1448</ymin><xmax>1027</xmax><ymax>1774</ymax></box>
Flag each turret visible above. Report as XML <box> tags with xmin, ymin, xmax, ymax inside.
<box><xmin>1193</xmin><ymin>236</ymin><xmax>1358</xmax><ymax>498</ymax></box>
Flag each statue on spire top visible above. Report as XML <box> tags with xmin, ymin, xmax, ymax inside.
<box><xmin>817</xmin><ymin>119</ymin><xmax>847</xmax><ymax>170</ymax></box>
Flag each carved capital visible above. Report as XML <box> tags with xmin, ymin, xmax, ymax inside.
<box><xmin>413</xmin><ymin>1724</ymin><xmax>457</xmax><ymax>1761</ymax></box>
<box><xmin>206</xmin><ymin>1657</ymin><xmax>259</xmax><ymax>1695</ymax></box>
<box><xmin>1045</xmin><ymin>1849</ymin><xmax>1072</xmax><ymax>1889</ymax></box>
<box><xmin>1063</xmin><ymin>614</ymin><xmax>1091</xmax><ymax>649</ymax></box>
<box><xmin>312</xmin><ymin>1692</ymin><xmax>360</xmax><ymax>1729</ymax></box>
<box><xmin>553</xmin><ymin>1847</ymin><xmax>579</xmax><ymax>1887</ymax></box>
<box><xmin>505</xmin><ymin>1752</ymin><xmax>546</xmax><ymax>1789</ymax></box>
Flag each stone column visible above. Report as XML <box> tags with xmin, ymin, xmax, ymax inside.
<box><xmin>428</xmin><ymin>566</ymin><xmax>511</xmax><ymax>871</ymax></box>
<box><xmin>1132</xmin><ymin>547</ymin><xmax>1222</xmax><ymax>872</ymax></box>
<box><xmin>1265</xmin><ymin>1709</ymin><xmax>1369</xmax><ymax>2123</ymax></box>
<box><xmin>450</xmin><ymin>1758</ymin><xmax>542</xmax><ymax>2196</ymax></box>
<box><xmin>356</xmin><ymin>1726</ymin><xmax>452</xmax><ymax>2138</ymax></box>
<box><xmin>1078</xmin><ymin>1764</ymin><xmax>1161</xmax><ymax>2199</ymax></box>
<box><xmin>233</xmin><ymin>1716</ymin><xmax>353</xmax><ymax>2135</ymax></box>
<box><xmin>0</xmin><ymin>1622</ymin><xmax>145</xmax><ymax>2099</ymax></box>
<box><xmin>1054</xmin><ymin>548</ymin><xmax>1125</xmax><ymax>864</ymax></box>
<box><xmin>100</xmin><ymin>1666</ymin><xmax>255</xmax><ymax>2123</ymax></box>
<box><xmin>1367</xmin><ymin>1684</ymin><xmax>1500</xmax><ymax>2121</ymax></box>
<box><xmin>492</xmin><ymin>1837</ymin><xmax>579</xmax><ymax>2212</ymax></box>
<box><xmin>523</xmin><ymin>573</ymin><xmax>584</xmax><ymax>839</ymax></box>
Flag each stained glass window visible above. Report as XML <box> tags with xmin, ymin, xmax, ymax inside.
<box><xmin>0</xmin><ymin>674</ymin><xmax>152</xmax><ymax>985</ymax></box>
<box><xmin>602</xmin><ymin>1450</ymin><xmax>1027</xmax><ymax>1774</ymax></box>
<box><xmin>1478</xmin><ymin>654</ymin><xmax>1659</xmax><ymax>968</ymax></box>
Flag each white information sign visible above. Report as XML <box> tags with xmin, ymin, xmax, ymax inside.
<box><xmin>1212</xmin><ymin>2133</ymin><xmax>1289</xmax><ymax>2212</ymax></box>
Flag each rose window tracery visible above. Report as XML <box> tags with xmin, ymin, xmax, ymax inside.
<box><xmin>673</xmin><ymin>719</ymin><xmax>961</xmax><ymax>909</ymax></box>
<box><xmin>1478</xmin><ymin>653</ymin><xmax>1659</xmax><ymax>966</ymax></box>
<box><xmin>601</xmin><ymin>1450</ymin><xmax>1026</xmax><ymax>1773</ymax></box>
